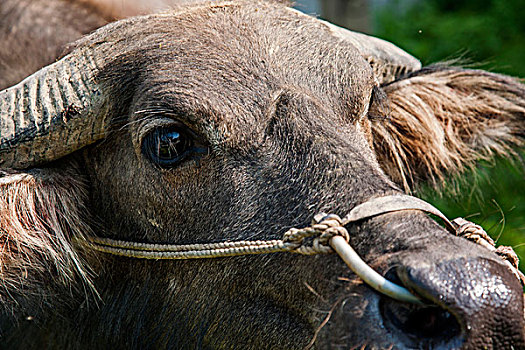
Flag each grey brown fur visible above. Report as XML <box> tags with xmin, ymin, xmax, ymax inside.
<box><xmin>375</xmin><ymin>66</ymin><xmax>525</xmax><ymax>189</ymax></box>
<box><xmin>0</xmin><ymin>1</ymin><xmax>524</xmax><ymax>349</ymax></box>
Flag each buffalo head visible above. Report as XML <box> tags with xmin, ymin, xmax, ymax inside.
<box><xmin>0</xmin><ymin>1</ymin><xmax>524</xmax><ymax>348</ymax></box>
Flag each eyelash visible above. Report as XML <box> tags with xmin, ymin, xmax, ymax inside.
<box><xmin>141</xmin><ymin>125</ymin><xmax>208</xmax><ymax>168</ymax></box>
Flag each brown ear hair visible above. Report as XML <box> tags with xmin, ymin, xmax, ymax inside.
<box><xmin>0</xmin><ymin>166</ymin><xmax>95</xmax><ymax>314</ymax></box>
<box><xmin>372</xmin><ymin>66</ymin><xmax>525</xmax><ymax>191</ymax></box>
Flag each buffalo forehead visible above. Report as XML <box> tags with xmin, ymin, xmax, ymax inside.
<box><xmin>95</xmin><ymin>2</ymin><xmax>374</xmax><ymax>144</ymax></box>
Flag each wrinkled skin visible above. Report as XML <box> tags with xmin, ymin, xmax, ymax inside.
<box><xmin>0</xmin><ymin>1</ymin><xmax>524</xmax><ymax>349</ymax></box>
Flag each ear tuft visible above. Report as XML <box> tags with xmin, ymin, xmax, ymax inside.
<box><xmin>372</xmin><ymin>66</ymin><xmax>525</xmax><ymax>191</ymax></box>
<box><xmin>0</xmin><ymin>167</ymin><xmax>96</xmax><ymax>315</ymax></box>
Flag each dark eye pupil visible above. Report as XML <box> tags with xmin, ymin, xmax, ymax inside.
<box><xmin>157</xmin><ymin>131</ymin><xmax>186</xmax><ymax>159</ymax></box>
<box><xmin>143</xmin><ymin>127</ymin><xmax>194</xmax><ymax>167</ymax></box>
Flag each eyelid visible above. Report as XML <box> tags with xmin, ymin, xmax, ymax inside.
<box><xmin>137</xmin><ymin>118</ymin><xmax>206</xmax><ymax>146</ymax></box>
<box><xmin>136</xmin><ymin>118</ymin><xmax>175</xmax><ymax>147</ymax></box>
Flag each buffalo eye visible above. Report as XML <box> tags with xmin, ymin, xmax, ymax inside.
<box><xmin>142</xmin><ymin>126</ymin><xmax>206</xmax><ymax>167</ymax></box>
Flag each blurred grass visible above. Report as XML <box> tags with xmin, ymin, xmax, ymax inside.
<box><xmin>372</xmin><ymin>0</ymin><xmax>525</xmax><ymax>273</ymax></box>
<box><xmin>418</xmin><ymin>156</ymin><xmax>525</xmax><ymax>274</ymax></box>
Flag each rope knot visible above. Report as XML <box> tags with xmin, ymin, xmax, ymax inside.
<box><xmin>282</xmin><ymin>213</ymin><xmax>349</xmax><ymax>255</ymax></box>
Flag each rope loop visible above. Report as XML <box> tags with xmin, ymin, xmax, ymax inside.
<box><xmin>452</xmin><ymin>217</ymin><xmax>525</xmax><ymax>287</ymax></box>
<box><xmin>452</xmin><ymin>217</ymin><xmax>495</xmax><ymax>251</ymax></box>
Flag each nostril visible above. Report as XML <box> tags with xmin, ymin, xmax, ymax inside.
<box><xmin>387</xmin><ymin>258</ymin><xmax>525</xmax><ymax>348</ymax></box>
<box><xmin>381</xmin><ymin>300</ymin><xmax>461</xmax><ymax>342</ymax></box>
<box><xmin>401</xmin><ymin>306</ymin><xmax>458</xmax><ymax>338</ymax></box>
<box><xmin>379</xmin><ymin>269</ymin><xmax>463</xmax><ymax>347</ymax></box>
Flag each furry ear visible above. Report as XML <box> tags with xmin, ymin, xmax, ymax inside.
<box><xmin>0</xmin><ymin>166</ymin><xmax>95</xmax><ymax>315</ymax></box>
<box><xmin>372</xmin><ymin>66</ymin><xmax>525</xmax><ymax>191</ymax></box>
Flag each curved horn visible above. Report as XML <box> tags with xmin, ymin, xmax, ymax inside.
<box><xmin>0</xmin><ymin>47</ymin><xmax>108</xmax><ymax>169</ymax></box>
<box><xmin>320</xmin><ymin>20</ymin><xmax>422</xmax><ymax>84</ymax></box>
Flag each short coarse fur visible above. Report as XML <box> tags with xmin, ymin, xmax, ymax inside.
<box><xmin>0</xmin><ymin>1</ymin><xmax>524</xmax><ymax>349</ymax></box>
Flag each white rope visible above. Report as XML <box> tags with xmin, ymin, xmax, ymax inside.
<box><xmin>330</xmin><ymin>236</ymin><xmax>423</xmax><ymax>304</ymax></box>
<box><xmin>86</xmin><ymin>236</ymin><xmax>293</xmax><ymax>259</ymax></box>
<box><xmin>81</xmin><ymin>194</ymin><xmax>522</xmax><ymax>305</ymax></box>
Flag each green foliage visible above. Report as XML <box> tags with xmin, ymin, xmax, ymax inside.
<box><xmin>373</xmin><ymin>0</ymin><xmax>525</xmax><ymax>272</ymax></box>
<box><xmin>418</xmin><ymin>156</ymin><xmax>525</xmax><ymax>273</ymax></box>
<box><xmin>373</xmin><ymin>0</ymin><xmax>525</xmax><ymax>76</ymax></box>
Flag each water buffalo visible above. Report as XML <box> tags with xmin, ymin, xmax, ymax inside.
<box><xmin>1</xmin><ymin>0</ymin><xmax>524</xmax><ymax>349</ymax></box>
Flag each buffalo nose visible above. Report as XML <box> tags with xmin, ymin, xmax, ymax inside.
<box><xmin>381</xmin><ymin>257</ymin><xmax>525</xmax><ymax>349</ymax></box>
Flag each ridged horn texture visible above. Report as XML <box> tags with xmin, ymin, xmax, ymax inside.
<box><xmin>320</xmin><ymin>19</ymin><xmax>422</xmax><ymax>85</ymax></box>
<box><xmin>0</xmin><ymin>47</ymin><xmax>108</xmax><ymax>170</ymax></box>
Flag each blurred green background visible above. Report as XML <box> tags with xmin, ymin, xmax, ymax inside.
<box><xmin>296</xmin><ymin>0</ymin><xmax>525</xmax><ymax>273</ymax></box>
<box><xmin>374</xmin><ymin>0</ymin><xmax>525</xmax><ymax>275</ymax></box>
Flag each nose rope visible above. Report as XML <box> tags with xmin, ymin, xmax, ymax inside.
<box><xmin>81</xmin><ymin>194</ymin><xmax>523</xmax><ymax>305</ymax></box>
<box><xmin>452</xmin><ymin>217</ymin><xmax>525</xmax><ymax>286</ymax></box>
